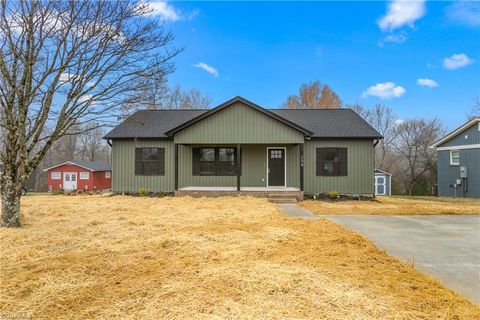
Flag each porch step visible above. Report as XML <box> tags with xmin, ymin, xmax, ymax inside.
<box><xmin>268</xmin><ymin>193</ymin><xmax>298</xmax><ymax>203</ymax></box>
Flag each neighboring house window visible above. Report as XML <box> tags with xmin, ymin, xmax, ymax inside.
<box><xmin>51</xmin><ymin>172</ymin><xmax>61</xmax><ymax>180</ymax></box>
<box><xmin>192</xmin><ymin>147</ymin><xmax>237</xmax><ymax>176</ymax></box>
<box><xmin>450</xmin><ymin>150</ymin><xmax>460</xmax><ymax>165</ymax></box>
<box><xmin>316</xmin><ymin>148</ymin><xmax>347</xmax><ymax>176</ymax></box>
<box><xmin>135</xmin><ymin>148</ymin><xmax>165</xmax><ymax>176</ymax></box>
<box><xmin>105</xmin><ymin>171</ymin><xmax>111</xmax><ymax>178</ymax></box>
<box><xmin>80</xmin><ymin>172</ymin><xmax>89</xmax><ymax>180</ymax></box>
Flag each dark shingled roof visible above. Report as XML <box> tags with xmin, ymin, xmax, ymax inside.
<box><xmin>44</xmin><ymin>160</ymin><xmax>111</xmax><ymax>172</ymax></box>
<box><xmin>104</xmin><ymin>110</ymin><xmax>206</xmax><ymax>139</ymax></box>
<box><xmin>270</xmin><ymin>109</ymin><xmax>382</xmax><ymax>138</ymax></box>
<box><xmin>104</xmin><ymin>106</ymin><xmax>382</xmax><ymax>139</ymax></box>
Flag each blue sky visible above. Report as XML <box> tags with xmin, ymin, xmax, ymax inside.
<box><xmin>148</xmin><ymin>1</ymin><xmax>480</xmax><ymax>129</ymax></box>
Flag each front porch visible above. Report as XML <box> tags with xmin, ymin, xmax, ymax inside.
<box><xmin>175</xmin><ymin>186</ymin><xmax>304</xmax><ymax>200</ymax></box>
<box><xmin>175</xmin><ymin>144</ymin><xmax>305</xmax><ymax>194</ymax></box>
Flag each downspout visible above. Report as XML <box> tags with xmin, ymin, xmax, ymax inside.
<box><xmin>107</xmin><ymin>139</ymin><xmax>112</xmax><ymax>147</ymax></box>
<box><xmin>372</xmin><ymin>139</ymin><xmax>380</xmax><ymax>198</ymax></box>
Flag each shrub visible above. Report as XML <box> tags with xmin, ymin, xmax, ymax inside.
<box><xmin>327</xmin><ymin>191</ymin><xmax>339</xmax><ymax>200</ymax></box>
<box><xmin>138</xmin><ymin>188</ymin><xmax>149</xmax><ymax>197</ymax></box>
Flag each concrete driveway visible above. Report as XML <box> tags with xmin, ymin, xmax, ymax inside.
<box><xmin>324</xmin><ymin>215</ymin><xmax>480</xmax><ymax>304</ymax></box>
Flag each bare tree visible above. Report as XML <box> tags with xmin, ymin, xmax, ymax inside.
<box><xmin>349</xmin><ymin>103</ymin><xmax>398</xmax><ymax>171</ymax></box>
<box><xmin>469</xmin><ymin>97</ymin><xmax>480</xmax><ymax>118</ymax></box>
<box><xmin>77</xmin><ymin>123</ymin><xmax>109</xmax><ymax>162</ymax></box>
<box><xmin>121</xmin><ymin>79</ymin><xmax>211</xmax><ymax>116</ymax></box>
<box><xmin>282</xmin><ymin>80</ymin><xmax>341</xmax><ymax>109</ymax></box>
<box><xmin>393</xmin><ymin>118</ymin><xmax>443</xmax><ymax>196</ymax></box>
<box><xmin>0</xmin><ymin>0</ymin><xmax>181</xmax><ymax>227</ymax></box>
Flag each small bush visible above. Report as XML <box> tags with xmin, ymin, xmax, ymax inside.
<box><xmin>327</xmin><ymin>191</ymin><xmax>339</xmax><ymax>200</ymax></box>
<box><xmin>138</xmin><ymin>188</ymin><xmax>149</xmax><ymax>197</ymax></box>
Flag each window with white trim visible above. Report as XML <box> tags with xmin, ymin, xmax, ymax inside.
<box><xmin>105</xmin><ymin>171</ymin><xmax>111</xmax><ymax>178</ymax></box>
<box><xmin>450</xmin><ymin>150</ymin><xmax>460</xmax><ymax>165</ymax></box>
<box><xmin>51</xmin><ymin>172</ymin><xmax>61</xmax><ymax>180</ymax></box>
<box><xmin>80</xmin><ymin>172</ymin><xmax>89</xmax><ymax>180</ymax></box>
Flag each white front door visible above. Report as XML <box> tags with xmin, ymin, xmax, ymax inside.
<box><xmin>375</xmin><ymin>176</ymin><xmax>386</xmax><ymax>195</ymax></box>
<box><xmin>63</xmin><ymin>172</ymin><xmax>77</xmax><ymax>190</ymax></box>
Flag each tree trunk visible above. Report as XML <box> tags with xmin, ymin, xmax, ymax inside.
<box><xmin>1</xmin><ymin>178</ymin><xmax>22</xmax><ymax>228</ymax></box>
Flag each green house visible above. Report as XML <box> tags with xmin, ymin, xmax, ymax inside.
<box><xmin>104</xmin><ymin>96</ymin><xmax>382</xmax><ymax>198</ymax></box>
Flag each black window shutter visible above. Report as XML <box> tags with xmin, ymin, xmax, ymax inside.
<box><xmin>192</xmin><ymin>148</ymin><xmax>200</xmax><ymax>176</ymax></box>
<box><xmin>135</xmin><ymin>148</ymin><xmax>143</xmax><ymax>175</ymax></box>
<box><xmin>158</xmin><ymin>148</ymin><xmax>165</xmax><ymax>175</ymax></box>
<box><xmin>339</xmin><ymin>148</ymin><xmax>348</xmax><ymax>176</ymax></box>
<box><xmin>316</xmin><ymin>148</ymin><xmax>323</xmax><ymax>176</ymax></box>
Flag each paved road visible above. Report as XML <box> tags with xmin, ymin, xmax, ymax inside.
<box><xmin>324</xmin><ymin>215</ymin><xmax>480</xmax><ymax>304</ymax></box>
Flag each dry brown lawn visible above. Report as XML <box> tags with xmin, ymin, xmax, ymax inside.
<box><xmin>0</xmin><ymin>195</ymin><xmax>478</xmax><ymax>319</ymax></box>
<box><xmin>301</xmin><ymin>196</ymin><xmax>480</xmax><ymax>215</ymax></box>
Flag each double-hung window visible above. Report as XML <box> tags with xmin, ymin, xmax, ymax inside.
<box><xmin>193</xmin><ymin>147</ymin><xmax>237</xmax><ymax>176</ymax></box>
<box><xmin>316</xmin><ymin>148</ymin><xmax>348</xmax><ymax>176</ymax></box>
<box><xmin>450</xmin><ymin>150</ymin><xmax>460</xmax><ymax>165</ymax></box>
<box><xmin>135</xmin><ymin>148</ymin><xmax>165</xmax><ymax>176</ymax></box>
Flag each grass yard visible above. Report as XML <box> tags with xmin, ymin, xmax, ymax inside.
<box><xmin>301</xmin><ymin>196</ymin><xmax>480</xmax><ymax>215</ymax></box>
<box><xmin>0</xmin><ymin>195</ymin><xmax>478</xmax><ymax>319</ymax></box>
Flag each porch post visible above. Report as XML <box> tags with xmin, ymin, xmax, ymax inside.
<box><xmin>299</xmin><ymin>143</ymin><xmax>304</xmax><ymax>191</ymax></box>
<box><xmin>237</xmin><ymin>144</ymin><xmax>241</xmax><ymax>191</ymax></box>
<box><xmin>174</xmin><ymin>143</ymin><xmax>178</xmax><ymax>191</ymax></box>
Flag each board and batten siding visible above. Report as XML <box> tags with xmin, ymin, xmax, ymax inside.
<box><xmin>304</xmin><ymin>140</ymin><xmax>374</xmax><ymax>194</ymax></box>
<box><xmin>112</xmin><ymin>140</ymin><xmax>175</xmax><ymax>192</ymax></box>
<box><xmin>174</xmin><ymin>102</ymin><xmax>304</xmax><ymax>144</ymax></box>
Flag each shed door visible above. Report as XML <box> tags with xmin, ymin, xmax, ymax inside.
<box><xmin>63</xmin><ymin>172</ymin><xmax>77</xmax><ymax>190</ymax></box>
<box><xmin>375</xmin><ymin>176</ymin><xmax>386</xmax><ymax>195</ymax></box>
<box><xmin>268</xmin><ymin>148</ymin><xmax>285</xmax><ymax>187</ymax></box>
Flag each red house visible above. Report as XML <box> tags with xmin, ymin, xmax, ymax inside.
<box><xmin>44</xmin><ymin>161</ymin><xmax>112</xmax><ymax>192</ymax></box>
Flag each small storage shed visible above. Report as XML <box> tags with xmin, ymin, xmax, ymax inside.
<box><xmin>374</xmin><ymin>169</ymin><xmax>392</xmax><ymax>196</ymax></box>
<box><xmin>44</xmin><ymin>161</ymin><xmax>112</xmax><ymax>192</ymax></box>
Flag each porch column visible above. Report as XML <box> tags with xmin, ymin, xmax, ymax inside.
<box><xmin>237</xmin><ymin>144</ymin><xmax>241</xmax><ymax>191</ymax></box>
<box><xmin>299</xmin><ymin>143</ymin><xmax>304</xmax><ymax>191</ymax></box>
<box><xmin>174</xmin><ymin>143</ymin><xmax>178</xmax><ymax>191</ymax></box>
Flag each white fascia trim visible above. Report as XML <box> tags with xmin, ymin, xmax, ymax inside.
<box><xmin>430</xmin><ymin>117</ymin><xmax>480</xmax><ymax>148</ymax></box>
<box><xmin>43</xmin><ymin>161</ymin><xmax>95</xmax><ymax>172</ymax></box>
<box><xmin>436</xmin><ymin>144</ymin><xmax>480</xmax><ymax>151</ymax></box>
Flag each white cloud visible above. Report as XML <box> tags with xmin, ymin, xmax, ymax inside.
<box><xmin>378</xmin><ymin>0</ymin><xmax>426</xmax><ymax>31</ymax></box>
<box><xmin>194</xmin><ymin>62</ymin><xmax>219</xmax><ymax>77</ymax></box>
<box><xmin>59</xmin><ymin>72</ymin><xmax>95</xmax><ymax>87</ymax></box>
<box><xmin>395</xmin><ymin>119</ymin><xmax>405</xmax><ymax>126</ymax></box>
<box><xmin>59</xmin><ymin>72</ymin><xmax>75</xmax><ymax>83</ymax></box>
<box><xmin>378</xmin><ymin>32</ymin><xmax>408</xmax><ymax>46</ymax></box>
<box><xmin>443</xmin><ymin>53</ymin><xmax>474</xmax><ymax>70</ymax></box>
<box><xmin>417</xmin><ymin>78</ymin><xmax>439</xmax><ymax>88</ymax></box>
<box><xmin>384</xmin><ymin>33</ymin><xmax>407</xmax><ymax>43</ymax></box>
<box><xmin>445</xmin><ymin>1</ymin><xmax>480</xmax><ymax>27</ymax></box>
<box><xmin>362</xmin><ymin>82</ymin><xmax>406</xmax><ymax>99</ymax></box>
<box><xmin>141</xmin><ymin>1</ymin><xmax>180</xmax><ymax>22</ymax></box>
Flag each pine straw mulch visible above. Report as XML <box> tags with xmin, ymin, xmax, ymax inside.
<box><xmin>0</xmin><ymin>195</ymin><xmax>478</xmax><ymax>319</ymax></box>
<box><xmin>301</xmin><ymin>196</ymin><xmax>480</xmax><ymax>215</ymax></box>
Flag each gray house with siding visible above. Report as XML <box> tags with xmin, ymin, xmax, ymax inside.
<box><xmin>430</xmin><ymin>117</ymin><xmax>480</xmax><ymax>198</ymax></box>
<box><xmin>104</xmin><ymin>96</ymin><xmax>382</xmax><ymax>198</ymax></box>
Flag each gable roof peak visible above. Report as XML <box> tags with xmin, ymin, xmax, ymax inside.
<box><xmin>430</xmin><ymin>117</ymin><xmax>480</xmax><ymax>148</ymax></box>
<box><xmin>164</xmin><ymin>96</ymin><xmax>313</xmax><ymax>136</ymax></box>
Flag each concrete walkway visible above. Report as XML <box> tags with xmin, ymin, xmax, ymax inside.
<box><xmin>276</xmin><ymin>203</ymin><xmax>320</xmax><ymax>220</ymax></box>
<box><xmin>324</xmin><ymin>215</ymin><xmax>480</xmax><ymax>304</ymax></box>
